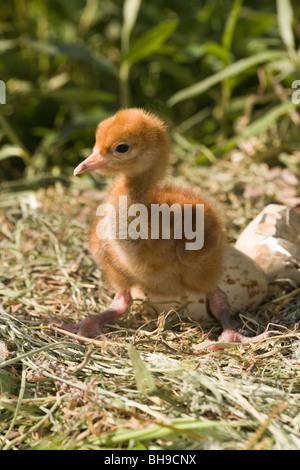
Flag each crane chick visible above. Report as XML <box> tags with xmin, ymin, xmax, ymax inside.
<box><xmin>52</xmin><ymin>109</ymin><xmax>269</xmax><ymax>346</ymax></box>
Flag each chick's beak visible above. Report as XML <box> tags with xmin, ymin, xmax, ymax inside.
<box><xmin>73</xmin><ymin>150</ymin><xmax>108</xmax><ymax>176</ymax></box>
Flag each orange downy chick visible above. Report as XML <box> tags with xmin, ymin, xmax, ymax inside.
<box><xmin>50</xmin><ymin>109</ymin><xmax>269</xmax><ymax>347</ymax></box>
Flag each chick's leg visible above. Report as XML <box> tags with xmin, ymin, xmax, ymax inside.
<box><xmin>208</xmin><ymin>287</ymin><xmax>269</xmax><ymax>349</ymax></box>
<box><xmin>48</xmin><ymin>292</ymin><xmax>131</xmax><ymax>337</ymax></box>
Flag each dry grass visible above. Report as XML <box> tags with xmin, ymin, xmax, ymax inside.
<box><xmin>0</xmin><ymin>162</ymin><xmax>300</xmax><ymax>450</ymax></box>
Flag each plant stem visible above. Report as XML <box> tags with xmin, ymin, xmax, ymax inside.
<box><xmin>119</xmin><ymin>61</ymin><xmax>131</xmax><ymax>108</ymax></box>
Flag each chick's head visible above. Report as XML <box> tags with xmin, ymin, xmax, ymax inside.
<box><xmin>74</xmin><ymin>108</ymin><xmax>170</xmax><ymax>177</ymax></box>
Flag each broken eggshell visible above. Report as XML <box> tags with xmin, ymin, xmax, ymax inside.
<box><xmin>131</xmin><ymin>204</ymin><xmax>300</xmax><ymax>321</ymax></box>
<box><xmin>131</xmin><ymin>244</ymin><xmax>268</xmax><ymax>321</ymax></box>
<box><xmin>235</xmin><ymin>204</ymin><xmax>300</xmax><ymax>284</ymax></box>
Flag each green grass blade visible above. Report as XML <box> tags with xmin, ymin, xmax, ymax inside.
<box><xmin>39</xmin><ymin>88</ymin><xmax>115</xmax><ymax>104</ymax></box>
<box><xmin>240</xmin><ymin>100</ymin><xmax>299</xmax><ymax>138</ymax></box>
<box><xmin>276</xmin><ymin>0</ymin><xmax>295</xmax><ymax>51</ymax></box>
<box><xmin>0</xmin><ymin>365</ymin><xmax>26</xmax><ymax>450</ymax></box>
<box><xmin>168</xmin><ymin>50</ymin><xmax>285</xmax><ymax>106</ymax></box>
<box><xmin>0</xmin><ymin>145</ymin><xmax>29</xmax><ymax>162</ymax></box>
<box><xmin>122</xmin><ymin>0</ymin><xmax>142</xmax><ymax>55</ymax></box>
<box><xmin>222</xmin><ymin>0</ymin><xmax>243</xmax><ymax>53</ymax></box>
<box><xmin>124</xmin><ymin>20</ymin><xmax>178</xmax><ymax>65</ymax></box>
<box><xmin>222</xmin><ymin>100</ymin><xmax>300</xmax><ymax>152</ymax></box>
<box><xmin>102</xmin><ymin>418</ymin><xmax>252</xmax><ymax>445</ymax></box>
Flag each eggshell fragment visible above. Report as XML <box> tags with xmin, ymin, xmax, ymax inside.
<box><xmin>131</xmin><ymin>245</ymin><xmax>268</xmax><ymax>320</ymax></box>
<box><xmin>235</xmin><ymin>204</ymin><xmax>300</xmax><ymax>284</ymax></box>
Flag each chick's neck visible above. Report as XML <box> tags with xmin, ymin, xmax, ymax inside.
<box><xmin>109</xmin><ymin>155</ymin><xmax>169</xmax><ymax>207</ymax></box>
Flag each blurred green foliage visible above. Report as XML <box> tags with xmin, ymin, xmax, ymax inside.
<box><xmin>0</xmin><ymin>0</ymin><xmax>300</xmax><ymax>183</ymax></box>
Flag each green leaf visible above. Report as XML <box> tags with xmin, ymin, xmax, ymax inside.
<box><xmin>168</xmin><ymin>50</ymin><xmax>285</xmax><ymax>106</ymax></box>
<box><xmin>40</xmin><ymin>87</ymin><xmax>115</xmax><ymax>103</ymax></box>
<box><xmin>240</xmin><ymin>100</ymin><xmax>298</xmax><ymax>138</ymax></box>
<box><xmin>21</xmin><ymin>39</ymin><xmax>118</xmax><ymax>77</ymax></box>
<box><xmin>0</xmin><ymin>370</ymin><xmax>18</xmax><ymax>395</ymax></box>
<box><xmin>222</xmin><ymin>0</ymin><xmax>243</xmax><ymax>53</ymax></box>
<box><xmin>124</xmin><ymin>20</ymin><xmax>178</xmax><ymax>65</ymax></box>
<box><xmin>0</xmin><ymin>39</ymin><xmax>19</xmax><ymax>53</ymax></box>
<box><xmin>128</xmin><ymin>345</ymin><xmax>157</xmax><ymax>396</ymax></box>
<box><xmin>276</xmin><ymin>0</ymin><xmax>295</xmax><ymax>51</ymax></box>
<box><xmin>205</xmin><ymin>41</ymin><xmax>229</xmax><ymax>63</ymax></box>
<box><xmin>0</xmin><ymin>145</ymin><xmax>28</xmax><ymax>161</ymax></box>
<box><xmin>222</xmin><ymin>100</ymin><xmax>300</xmax><ymax>152</ymax></box>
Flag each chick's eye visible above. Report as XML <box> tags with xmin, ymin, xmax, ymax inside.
<box><xmin>115</xmin><ymin>143</ymin><xmax>130</xmax><ymax>154</ymax></box>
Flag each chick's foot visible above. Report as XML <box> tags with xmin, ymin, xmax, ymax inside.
<box><xmin>46</xmin><ymin>292</ymin><xmax>131</xmax><ymax>338</ymax></box>
<box><xmin>208</xmin><ymin>287</ymin><xmax>270</xmax><ymax>351</ymax></box>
